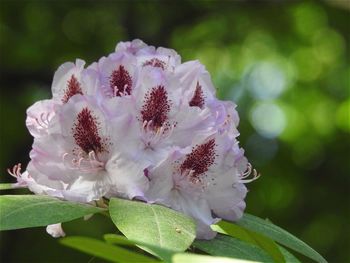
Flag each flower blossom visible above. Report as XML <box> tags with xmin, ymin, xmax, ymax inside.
<box><xmin>9</xmin><ymin>39</ymin><xmax>258</xmax><ymax>239</ymax></box>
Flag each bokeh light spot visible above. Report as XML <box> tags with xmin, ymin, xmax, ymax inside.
<box><xmin>279</xmin><ymin>104</ymin><xmax>307</xmax><ymax>142</ymax></box>
<box><xmin>247</xmin><ymin>62</ymin><xmax>286</xmax><ymax>100</ymax></box>
<box><xmin>302</xmin><ymin>215</ymin><xmax>341</xmax><ymax>251</ymax></box>
<box><xmin>312</xmin><ymin>28</ymin><xmax>345</xmax><ymax>65</ymax></box>
<box><xmin>292</xmin><ymin>2</ymin><xmax>328</xmax><ymax>38</ymax></box>
<box><xmin>291</xmin><ymin>48</ymin><xmax>323</xmax><ymax>82</ymax></box>
<box><xmin>250</xmin><ymin>102</ymin><xmax>286</xmax><ymax>139</ymax></box>
<box><xmin>310</xmin><ymin>99</ymin><xmax>337</xmax><ymax>137</ymax></box>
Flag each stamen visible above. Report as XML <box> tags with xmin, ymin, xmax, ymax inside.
<box><xmin>109</xmin><ymin>65</ymin><xmax>132</xmax><ymax>96</ymax></box>
<box><xmin>239</xmin><ymin>163</ymin><xmax>260</xmax><ymax>183</ymax></box>
<box><xmin>61</xmin><ymin>151</ymin><xmax>104</xmax><ymax>173</ymax></box>
<box><xmin>140</xmin><ymin>120</ymin><xmax>175</xmax><ymax>149</ymax></box>
<box><xmin>62</xmin><ymin>75</ymin><xmax>83</xmax><ymax>103</ymax></box>
<box><xmin>34</xmin><ymin>112</ymin><xmax>53</xmax><ymax>129</ymax></box>
<box><xmin>35</xmin><ymin>118</ymin><xmax>47</xmax><ymax>129</ymax></box>
<box><xmin>6</xmin><ymin>163</ymin><xmax>30</xmax><ymax>188</ymax></box>
<box><xmin>7</xmin><ymin>163</ymin><xmax>22</xmax><ymax>178</ymax></box>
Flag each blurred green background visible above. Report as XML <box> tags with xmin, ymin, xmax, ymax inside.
<box><xmin>0</xmin><ymin>0</ymin><xmax>349</xmax><ymax>262</ymax></box>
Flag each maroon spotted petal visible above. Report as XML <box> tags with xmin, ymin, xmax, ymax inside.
<box><xmin>143</xmin><ymin>58</ymin><xmax>166</xmax><ymax>70</ymax></box>
<box><xmin>180</xmin><ymin>139</ymin><xmax>216</xmax><ymax>181</ymax></box>
<box><xmin>189</xmin><ymin>82</ymin><xmax>205</xmax><ymax>109</ymax></box>
<box><xmin>110</xmin><ymin>65</ymin><xmax>132</xmax><ymax>96</ymax></box>
<box><xmin>62</xmin><ymin>75</ymin><xmax>83</xmax><ymax>103</ymax></box>
<box><xmin>72</xmin><ymin>108</ymin><xmax>105</xmax><ymax>154</ymax></box>
<box><xmin>141</xmin><ymin>85</ymin><xmax>170</xmax><ymax>129</ymax></box>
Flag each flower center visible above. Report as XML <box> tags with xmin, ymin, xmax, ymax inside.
<box><xmin>62</xmin><ymin>75</ymin><xmax>83</xmax><ymax>103</ymax></box>
<box><xmin>143</xmin><ymin>58</ymin><xmax>166</xmax><ymax>70</ymax></box>
<box><xmin>110</xmin><ymin>65</ymin><xmax>132</xmax><ymax>96</ymax></box>
<box><xmin>180</xmin><ymin>139</ymin><xmax>216</xmax><ymax>182</ymax></box>
<box><xmin>189</xmin><ymin>82</ymin><xmax>205</xmax><ymax>109</ymax></box>
<box><xmin>72</xmin><ymin>107</ymin><xmax>106</xmax><ymax>154</ymax></box>
<box><xmin>141</xmin><ymin>85</ymin><xmax>171</xmax><ymax>130</ymax></box>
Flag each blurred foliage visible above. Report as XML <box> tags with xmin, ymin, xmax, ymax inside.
<box><xmin>0</xmin><ymin>0</ymin><xmax>349</xmax><ymax>262</ymax></box>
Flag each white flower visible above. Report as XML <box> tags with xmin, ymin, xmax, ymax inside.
<box><xmin>115</xmin><ymin>39</ymin><xmax>148</xmax><ymax>55</ymax></box>
<box><xmin>52</xmin><ymin>59</ymin><xmax>99</xmax><ymax>103</ymax></box>
<box><xmin>25</xmin><ymin>59</ymin><xmax>100</xmax><ymax>138</ymax></box>
<box><xmin>116</xmin><ymin>39</ymin><xmax>181</xmax><ymax>70</ymax></box>
<box><xmin>144</xmin><ymin>132</ymin><xmax>251</xmax><ymax>239</ymax></box>
<box><xmin>46</xmin><ymin>223</ymin><xmax>66</xmax><ymax>238</ymax></box>
<box><xmin>175</xmin><ymin>60</ymin><xmax>216</xmax><ymax>105</ymax></box>
<box><xmin>27</xmin><ymin>95</ymin><xmax>148</xmax><ymax>202</ymax></box>
<box><xmin>97</xmin><ymin>52</ymin><xmax>137</xmax><ymax>98</ymax></box>
<box><xmin>11</xmin><ymin>39</ymin><xmax>258</xmax><ymax>240</ymax></box>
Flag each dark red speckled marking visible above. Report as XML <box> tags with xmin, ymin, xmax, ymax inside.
<box><xmin>62</xmin><ymin>75</ymin><xmax>83</xmax><ymax>103</ymax></box>
<box><xmin>141</xmin><ymin>85</ymin><xmax>171</xmax><ymax>129</ymax></box>
<box><xmin>72</xmin><ymin>107</ymin><xmax>105</xmax><ymax>154</ymax></box>
<box><xmin>109</xmin><ymin>65</ymin><xmax>132</xmax><ymax>96</ymax></box>
<box><xmin>180</xmin><ymin>139</ymin><xmax>216</xmax><ymax>181</ymax></box>
<box><xmin>189</xmin><ymin>82</ymin><xmax>205</xmax><ymax>109</ymax></box>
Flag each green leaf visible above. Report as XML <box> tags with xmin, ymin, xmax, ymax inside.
<box><xmin>109</xmin><ymin>198</ymin><xmax>196</xmax><ymax>253</ymax></box>
<box><xmin>212</xmin><ymin>221</ymin><xmax>256</xmax><ymax>244</ymax></box>
<box><xmin>279</xmin><ymin>246</ymin><xmax>301</xmax><ymax>263</ymax></box>
<box><xmin>193</xmin><ymin>234</ymin><xmax>273</xmax><ymax>262</ymax></box>
<box><xmin>0</xmin><ymin>183</ymin><xmax>16</xmax><ymax>190</ymax></box>
<box><xmin>213</xmin><ymin>221</ymin><xmax>285</xmax><ymax>262</ymax></box>
<box><xmin>0</xmin><ymin>183</ymin><xmax>26</xmax><ymax>190</ymax></box>
<box><xmin>172</xmin><ymin>253</ymin><xmax>258</xmax><ymax>263</ymax></box>
<box><xmin>104</xmin><ymin>233</ymin><xmax>136</xmax><ymax>246</ymax></box>
<box><xmin>104</xmin><ymin>233</ymin><xmax>175</xmax><ymax>262</ymax></box>
<box><xmin>246</xmin><ymin>231</ymin><xmax>285</xmax><ymax>263</ymax></box>
<box><xmin>238</xmin><ymin>214</ymin><xmax>327</xmax><ymax>263</ymax></box>
<box><xmin>0</xmin><ymin>195</ymin><xmax>103</xmax><ymax>230</ymax></box>
<box><xmin>60</xmin><ymin>236</ymin><xmax>158</xmax><ymax>263</ymax></box>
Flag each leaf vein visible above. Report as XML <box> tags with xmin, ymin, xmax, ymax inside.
<box><xmin>150</xmin><ymin>206</ymin><xmax>163</xmax><ymax>247</ymax></box>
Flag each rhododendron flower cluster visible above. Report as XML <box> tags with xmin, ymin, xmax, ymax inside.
<box><xmin>9</xmin><ymin>40</ymin><xmax>258</xmax><ymax>239</ymax></box>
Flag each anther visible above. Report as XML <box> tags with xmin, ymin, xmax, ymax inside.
<box><xmin>7</xmin><ymin>163</ymin><xmax>22</xmax><ymax>178</ymax></box>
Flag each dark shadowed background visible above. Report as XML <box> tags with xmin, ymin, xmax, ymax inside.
<box><xmin>0</xmin><ymin>0</ymin><xmax>349</xmax><ymax>262</ymax></box>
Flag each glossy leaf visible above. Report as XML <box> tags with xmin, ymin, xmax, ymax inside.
<box><xmin>104</xmin><ymin>233</ymin><xmax>175</xmax><ymax>262</ymax></box>
<box><xmin>104</xmin><ymin>233</ymin><xmax>136</xmax><ymax>246</ymax></box>
<box><xmin>60</xmin><ymin>236</ymin><xmax>158</xmax><ymax>263</ymax></box>
<box><xmin>238</xmin><ymin>214</ymin><xmax>327</xmax><ymax>263</ymax></box>
<box><xmin>109</xmin><ymin>198</ymin><xmax>196</xmax><ymax>252</ymax></box>
<box><xmin>0</xmin><ymin>195</ymin><xmax>103</xmax><ymax>230</ymax></box>
<box><xmin>193</xmin><ymin>234</ymin><xmax>273</xmax><ymax>262</ymax></box>
<box><xmin>212</xmin><ymin>221</ymin><xmax>256</xmax><ymax>244</ymax></box>
<box><xmin>172</xmin><ymin>253</ymin><xmax>258</xmax><ymax>263</ymax></box>
<box><xmin>279</xmin><ymin>246</ymin><xmax>301</xmax><ymax>263</ymax></box>
<box><xmin>213</xmin><ymin>221</ymin><xmax>285</xmax><ymax>262</ymax></box>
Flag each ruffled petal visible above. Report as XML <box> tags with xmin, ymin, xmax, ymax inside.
<box><xmin>26</xmin><ymin>100</ymin><xmax>58</xmax><ymax>138</ymax></box>
<box><xmin>52</xmin><ymin>59</ymin><xmax>86</xmax><ymax>102</ymax></box>
<box><xmin>105</xmin><ymin>152</ymin><xmax>149</xmax><ymax>199</ymax></box>
<box><xmin>115</xmin><ymin>39</ymin><xmax>147</xmax><ymax>54</ymax></box>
